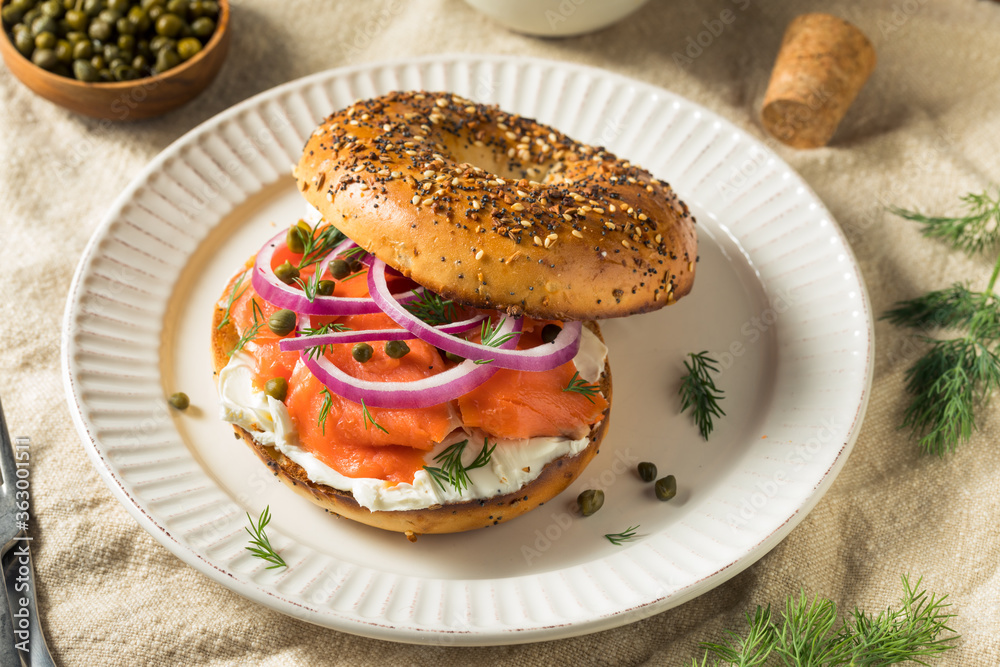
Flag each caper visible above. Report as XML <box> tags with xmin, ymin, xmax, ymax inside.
<box><xmin>176</xmin><ymin>36</ymin><xmax>200</xmax><ymax>60</ymax></box>
<box><xmin>444</xmin><ymin>351</ymin><xmax>464</xmax><ymax>363</ymax></box>
<box><xmin>89</xmin><ymin>54</ymin><xmax>105</xmax><ymax>69</ymax></box>
<box><xmin>637</xmin><ymin>461</ymin><xmax>657</xmax><ymax>483</ymax></box>
<box><xmin>132</xmin><ymin>54</ymin><xmax>148</xmax><ymax>71</ymax></box>
<box><xmin>31</xmin><ymin>48</ymin><xmax>57</xmax><ymax>69</ymax></box>
<box><xmin>52</xmin><ymin>62</ymin><xmax>71</xmax><ymax>77</ymax></box>
<box><xmin>166</xmin><ymin>0</ymin><xmax>187</xmax><ymax>15</ymax></box>
<box><xmin>201</xmin><ymin>0</ymin><xmax>219</xmax><ymax>16</ymax></box>
<box><xmin>154</xmin><ymin>12</ymin><xmax>183</xmax><ymax>37</ymax></box>
<box><xmin>116</xmin><ymin>16</ymin><xmax>135</xmax><ymax>35</ymax></box>
<box><xmin>285</xmin><ymin>224</ymin><xmax>306</xmax><ymax>254</ymax></box>
<box><xmin>352</xmin><ymin>342</ymin><xmax>373</xmax><ymax>363</ymax></box>
<box><xmin>22</xmin><ymin>7</ymin><xmax>42</xmax><ymax>27</ymax></box>
<box><xmin>2</xmin><ymin>4</ymin><xmax>25</xmax><ymax>25</ymax></box>
<box><xmin>153</xmin><ymin>47</ymin><xmax>180</xmax><ymax>72</ymax></box>
<box><xmin>127</xmin><ymin>6</ymin><xmax>150</xmax><ymax>31</ymax></box>
<box><xmin>97</xmin><ymin>9</ymin><xmax>121</xmax><ymax>24</ymax></box>
<box><xmin>102</xmin><ymin>44</ymin><xmax>120</xmax><ymax>62</ymax></box>
<box><xmin>82</xmin><ymin>0</ymin><xmax>101</xmax><ymax>17</ymax></box>
<box><xmin>654</xmin><ymin>475</ymin><xmax>677</xmax><ymax>502</ymax></box>
<box><xmin>577</xmin><ymin>489</ymin><xmax>604</xmax><ymax>516</ymax></box>
<box><xmin>54</xmin><ymin>38</ymin><xmax>72</xmax><ymax>62</ymax></box>
<box><xmin>34</xmin><ymin>30</ymin><xmax>55</xmax><ymax>49</ymax></box>
<box><xmin>272</xmin><ymin>260</ymin><xmax>299</xmax><ymax>285</ymax></box>
<box><xmin>117</xmin><ymin>33</ymin><xmax>135</xmax><ymax>51</ymax></box>
<box><xmin>107</xmin><ymin>0</ymin><xmax>130</xmax><ymax>13</ymax></box>
<box><xmin>141</xmin><ymin>0</ymin><xmax>165</xmax><ymax>9</ymax></box>
<box><xmin>72</xmin><ymin>58</ymin><xmax>99</xmax><ymax>81</ymax></box>
<box><xmin>65</xmin><ymin>30</ymin><xmax>86</xmax><ymax>44</ymax></box>
<box><xmin>40</xmin><ymin>0</ymin><xmax>63</xmax><ymax>18</ymax></box>
<box><xmin>97</xmin><ymin>67</ymin><xmax>112</xmax><ymax>81</ymax></box>
<box><xmin>87</xmin><ymin>19</ymin><xmax>110</xmax><ymax>41</ymax></box>
<box><xmin>14</xmin><ymin>30</ymin><xmax>35</xmax><ymax>56</ymax></box>
<box><xmin>316</xmin><ymin>280</ymin><xmax>335</xmax><ymax>296</ymax></box>
<box><xmin>541</xmin><ymin>323</ymin><xmax>561</xmax><ymax>343</ymax></box>
<box><xmin>327</xmin><ymin>258</ymin><xmax>350</xmax><ymax>279</ymax></box>
<box><xmin>146</xmin><ymin>4</ymin><xmax>163</xmax><ymax>21</ymax></box>
<box><xmin>168</xmin><ymin>391</ymin><xmax>190</xmax><ymax>410</ymax></box>
<box><xmin>113</xmin><ymin>64</ymin><xmax>138</xmax><ymax>81</ymax></box>
<box><xmin>30</xmin><ymin>14</ymin><xmax>57</xmax><ymax>36</ymax></box>
<box><xmin>148</xmin><ymin>34</ymin><xmax>173</xmax><ymax>52</ymax></box>
<box><xmin>190</xmin><ymin>15</ymin><xmax>213</xmax><ymax>38</ymax></box>
<box><xmin>264</xmin><ymin>377</ymin><xmax>288</xmax><ymax>402</ymax></box>
<box><xmin>384</xmin><ymin>340</ymin><xmax>410</xmax><ymax>359</ymax></box>
<box><xmin>69</xmin><ymin>38</ymin><xmax>90</xmax><ymax>58</ymax></box>
<box><xmin>177</xmin><ymin>20</ymin><xmax>192</xmax><ymax>37</ymax></box>
<box><xmin>267</xmin><ymin>309</ymin><xmax>296</xmax><ymax>336</ymax></box>
<box><xmin>136</xmin><ymin>38</ymin><xmax>152</xmax><ymax>57</ymax></box>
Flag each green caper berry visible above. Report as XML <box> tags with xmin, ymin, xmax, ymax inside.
<box><xmin>154</xmin><ymin>12</ymin><xmax>183</xmax><ymax>37</ymax></box>
<box><xmin>113</xmin><ymin>64</ymin><xmax>138</xmax><ymax>81</ymax></box>
<box><xmin>128</xmin><ymin>6</ymin><xmax>150</xmax><ymax>31</ymax></box>
<box><xmin>445</xmin><ymin>351</ymin><xmax>464</xmax><ymax>363</ymax></box>
<box><xmin>147</xmin><ymin>4</ymin><xmax>164</xmax><ymax>21</ymax></box>
<box><xmin>2</xmin><ymin>5</ymin><xmax>25</xmax><ymax>25</ymax></box>
<box><xmin>31</xmin><ymin>15</ymin><xmax>57</xmax><ymax>36</ymax></box>
<box><xmin>176</xmin><ymin>36</ymin><xmax>201</xmax><ymax>60</ymax></box>
<box><xmin>352</xmin><ymin>342</ymin><xmax>373</xmax><ymax>363</ymax></box>
<box><xmin>328</xmin><ymin>258</ymin><xmax>350</xmax><ymax>279</ymax></box>
<box><xmin>40</xmin><ymin>0</ymin><xmax>63</xmax><ymax>18</ymax></box>
<box><xmin>148</xmin><ymin>34</ymin><xmax>172</xmax><ymax>52</ymax></box>
<box><xmin>82</xmin><ymin>0</ymin><xmax>102</xmax><ymax>17</ymax></box>
<box><xmin>34</xmin><ymin>31</ymin><xmax>56</xmax><ymax>49</ymax></box>
<box><xmin>285</xmin><ymin>225</ymin><xmax>306</xmax><ymax>254</ymax></box>
<box><xmin>154</xmin><ymin>47</ymin><xmax>181</xmax><ymax>72</ymax></box>
<box><xmin>107</xmin><ymin>0</ymin><xmax>129</xmax><ymax>13</ymax></box>
<box><xmin>190</xmin><ymin>15</ymin><xmax>213</xmax><ymax>37</ymax></box>
<box><xmin>201</xmin><ymin>1</ymin><xmax>219</xmax><ymax>16</ymax></box>
<box><xmin>132</xmin><ymin>54</ymin><xmax>148</xmax><ymax>71</ymax></box>
<box><xmin>577</xmin><ymin>489</ymin><xmax>604</xmax><ymax>517</ymax></box>
<box><xmin>117</xmin><ymin>34</ymin><xmax>135</xmax><ymax>51</ymax></box>
<box><xmin>316</xmin><ymin>280</ymin><xmax>335</xmax><ymax>296</ymax></box>
<box><xmin>102</xmin><ymin>44</ymin><xmax>120</xmax><ymax>62</ymax></box>
<box><xmin>264</xmin><ymin>377</ymin><xmax>288</xmax><ymax>402</ymax></box>
<box><xmin>87</xmin><ymin>19</ymin><xmax>110</xmax><ymax>41</ymax></box>
<box><xmin>655</xmin><ymin>475</ymin><xmax>677</xmax><ymax>502</ymax></box>
<box><xmin>267</xmin><ymin>309</ymin><xmax>296</xmax><ymax>336</ymax></box>
<box><xmin>32</xmin><ymin>48</ymin><xmax>58</xmax><ymax>69</ymax></box>
<box><xmin>168</xmin><ymin>392</ymin><xmax>190</xmax><ymax>410</ymax></box>
<box><xmin>272</xmin><ymin>260</ymin><xmax>299</xmax><ymax>285</ymax></box>
<box><xmin>637</xmin><ymin>462</ymin><xmax>657</xmax><ymax>483</ymax></box>
<box><xmin>141</xmin><ymin>0</ymin><xmax>165</xmax><ymax>9</ymax></box>
<box><xmin>166</xmin><ymin>0</ymin><xmax>187</xmax><ymax>15</ymax></box>
<box><xmin>71</xmin><ymin>39</ymin><xmax>91</xmax><ymax>59</ymax></box>
<box><xmin>384</xmin><ymin>340</ymin><xmax>410</xmax><ymax>359</ymax></box>
<box><xmin>14</xmin><ymin>30</ymin><xmax>35</xmax><ymax>56</ymax></box>
<box><xmin>116</xmin><ymin>16</ymin><xmax>135</xmax><ymax>35</ymax></box>
<box><xmin>66</xmin><ymin>30</ymin><xmax>86</xmax><ymax>44</ymax></box>
<box><xmin>22</xmin><ymin>8</ymin><xmax>42</xmax><ymax>27</ymax></box>
<box><xmin>90</xmin><ymin>54</ymin><xmax>105</xmax><ymax>69</ymax></box>
<box><xmin>54</xmin><ymin>39</ymin><xmax>72</xmax><ymax>62</ymax></box>
<box><xmin>540</xmin><ymin>323</ymin><xmax>562</xmax><ymax>343</ymax></box>
<box><xmin>72</xmin><ymin>58</ymin><xmax>99</xmax><ymax>81</ymax></box>
<box><xmin>97</xmin><ymin>9</ymin><xmax>120</xmax><ymax>24</ymax></box>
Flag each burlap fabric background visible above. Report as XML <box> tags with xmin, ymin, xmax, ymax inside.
<box><xmin>2</xmin><ymin>0</ymin><xmax>999</xmax><ymax>664</ymax></box>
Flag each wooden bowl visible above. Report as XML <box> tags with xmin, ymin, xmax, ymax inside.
<box><xmin>0</xmin><ymin>0</ymin><xmax>230</xmax><ymax>121</ymax></box>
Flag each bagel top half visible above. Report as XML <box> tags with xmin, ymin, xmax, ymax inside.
<box><xmin>294</xmin><ymin>90</ymin><xmax>698</xmax><ymax>321</ymax></box>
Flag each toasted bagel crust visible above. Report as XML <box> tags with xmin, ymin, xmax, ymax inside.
<box><xmin>295</xmin><ymin>91</ymin><xmax>697</xmax><ymax>320</ymax></box>
<box><xmin>211</xmin><ymin>273</ymin><xmax>611</xmax><ymax>536</ymax></box>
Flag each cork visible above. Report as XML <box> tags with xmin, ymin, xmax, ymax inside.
<box><xmin>761</xmin><ymin>13</ymin><xmax>876</xmax><ymax>149</ymax></box>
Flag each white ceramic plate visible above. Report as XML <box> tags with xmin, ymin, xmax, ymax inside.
<box><xmin>62</xmin><ymin>54</ymin><xmax>873</xmax><ymax>645</ymax></box>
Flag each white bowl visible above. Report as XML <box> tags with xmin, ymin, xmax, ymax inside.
<box><xmin>464</xmin><ymin>0</ymin><xmax>650</xmax><ymax>37</ymax></box>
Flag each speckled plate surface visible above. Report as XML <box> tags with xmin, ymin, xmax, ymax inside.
<box><xmin>62</xmin><ymin>54</ymin><xmax>873</xmax><ymax>645</ymax></box>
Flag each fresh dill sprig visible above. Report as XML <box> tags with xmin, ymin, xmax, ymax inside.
<box><xmin>229</xmin><ymin>298</ymin><xmax>265</xmax><ymax>356</ymax></box>
<box><xmin>217</xmin><ymin>271</ymin><xmax>249</xmax><ymax>331</ymax></box>
<box><xmin>474</xmin><ymin>317</ymin><xmax>521</xmax><ymax>365</ymax></box>
<box><xmin>883</xmin><ymin>188</ymin><xmax>1000</xmax><ymax>455</ymax></box>
<box><xmin>404</xmin><ymin>289</ymin><xmax>457</xmax><ymax>326</ymax></box>
<box><xmin>317</xmin><ymin>388</ymin><xmax>333</xmax><ymax>435</ymax></box>
<box><xmin>244</xmin><ymin>506</ymin><xmax>287</xmax><ymax>569</ymax></box>
<box><xmin>604</xmin><ymin>525</ymin><xmax>639</xmax><ymax>546</ymax></box>
<box><xmin>360</xmin><ymin>398</ymin><xmax>388</xmax><ymax>434</ymax></box>
<box><xmin>423</xmin><ymin>438</ymin><xmax>496</xmax><ymax>492</ymax></box>
<box><xmin>294</xmin><ymin>268</ymin><xmax>323</xmax><ymax>303</ymax></box>
<box><xmin>297</xmin><ymin>223</ymin><xmax>346</xmax><ymax>269</ymax></box>
<box><xmin>678</xmin><ymin>351</ymin><xmax>726</xmax><ymax>440</ymax></box>
<box><xmin>695</xmin><ymin>575</ymin><xmax>958</xmax><ymax>666</ymax></box>
<box><xmin>889</xmin><ymin>186</ymin><xmax>1000</xmax><ymax>255</ymax></box>
<box><xmin>563</xmin><ymin>371</ymin><xmax>601</xmax><ymax>404</ymax></box>
<box><xmin>299</xmin><ymin>322</ymin><xmax>352</xmax><ymax>360</ymax></box>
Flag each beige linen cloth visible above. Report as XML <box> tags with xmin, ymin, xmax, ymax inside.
<box><xmin>2</xmin><ymin>0</ymin><xmax>999</xmax><ymax>664</ymax></box>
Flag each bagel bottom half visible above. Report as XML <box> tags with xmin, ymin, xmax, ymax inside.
<box><xmin>211</xmin><ymin>293</ymin><xmax>612</xmax><ymax>538</ymax></box>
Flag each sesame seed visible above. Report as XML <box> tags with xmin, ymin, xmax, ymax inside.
<box><xmin>627</xmin><ymin>177</ymin><xmax>637</xmax><ymax>184</ymax></box>
<box><xmin>520</xmin><ymin>221</ymin><xmax>532</xmax><ymax>227</ymax></box>
<box><xmin>646</xmin><ymin>185</ymin><xmax>654</xmax><ymax>192</ymax></box>
<box><xmin>422</xmin><ymin>198</ymin><xmax>434</xmax><ymax>206</ymax></box>
<box><xmin>605</xmin><ymin>222</ymin><xmax>616</xmax><ymax>230</ymax></box>
<box><xmin>422</xmin><ymin>170</ymin><xmax>434</xmax><ymax>177</ymax></box>
<box><xmin>405</xmin><ymin>150</ymin><xmax>417</xmax><ymax>156</ymax></box>
<box><xmin>609</xmin><ymin>204</ymin><xmax>616</xmax><ymax>213</ymax></box>
<box><xmin>516</xmin><ymin>190</ymin><xmax>528</xmax><ymax>198</ymax></box>
<box><xmin>475</xmin><ymin>249</ymin><xmax>484</xmax><ymax>260</ymax></box>
<box><xmin>496</xmin><ymin>178</ymin><xmax>507</xmax><ymax>185</ymax></box>
<box><xmin>412</xmin><ymin>195</ymin><xmax>421</xmax><ymax>205</ymax></box>
<box><xmin>621</xmin><ymin>239</ymin><xmax>631</xmax><ymax>248</ymax></box>
<box><xmin>471</xmin><ymin>200</ymin><xmax>480</xmax><ymax>210</ymax></box>
<box><xmin>474</xmin><ymin>140</ymin><xmax>485</xmax><ymax>147</ymax></box>
<box><xmin>464</xmin><ymin>105</ymin><xmax>476</xmax><ymax>113</ymax></box>
<box><xmin>451</xmin><ymin>177</ymin><xmax>460</xmax><ymax>186</ymax></box>
<box><xmin>436</xmin><ymin>98</ymin><xmax>448</xmax><ymax>107</ymax></box>
<box><xmin>688</xmin><ymin>261</ymin><xmax>695</xmax><ymax>272</ymax></box>
<box><xmin>349</xmin><ymin>120</ymin><xmax>359</xmax><ymax>126</ymax></box>
<box><xmin>391</xmin><ymin>171</ymin><xmax>401</xmax><ymax>178</ymax></box>
<box><xmin>571</xmin><ymin>193</ymin><xmax>585</xmax><ymax>202</ymax></box>
<box><xmin>533</xmin><ymin>235</ymin><xmax>543</xmax><ymax>246</ymax></box>
<box><xmin>638</xmin><ymin>213</ymin><xmax>648</xmax><ymax>221</ymax></box>
<box><xmin>571</xmin><ymin>230</ymin><xmax>584</xmax><ymax>238</ymax></box>
<box><xmin>562</xmin><ymin>213</ymin><xmax>572</xmax><ymax>222</ymax></box>
<box><xmin>505</xmin><ymin>131</ymin><xmax>517</xmax><ymax>140</ymax></box>
<box><xmin>655</xmin><ymin>233</ymin><xmax>663</xmax><ymax>243</ymax></box>
<box><xmin>326</xmin><ymin>192</ymin><xmax>333</xmax><ymax>202</ymax></box>
<box><xmin>497</xmin><ymin>122</ymin><xmax>508</xmax><ymax>130</ymax></box>
<box><xmin>414</xmin><ymin>93</ymin><xmax>425</xmax><ymax>100</ymax></box>
<box><xmin>627</xmin><ymin>207</ymin><xmax>635</xmax><ymax>215</ymax></box>
<box><xmin>360</xmin><ymin>114</ymin><xmax>369</xmax><ymax>121</ymax></box>
<box><xmin>512</xmin><ymin>203</ymin><xmax>525</xmax><ymax>212</ymax></box>
<box><xmin>594</xmin><ymin>208</ymin><xmax>605</xmax><ymax>214</ymax></box>
<box><xmin>353</xmin><ymin>165</ymin><xmax>364</xmax><ymax>172</ymax></box>
<box><xmin>547</xmin><ymin>233</ymin><xmax>558</xmax><ymax>240</ymax></box>
<box><xmin>382</xmin><ymin>124</ymin><xmax>392</xmax><ymax>132</ymax></box>
<box><xmin>544</xmin><ymin>237</ymin><xmax>553</xmax><ymax>248</ymax></box>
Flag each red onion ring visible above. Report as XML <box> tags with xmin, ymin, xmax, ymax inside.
<box><xmin>366</xmin><ymin>258</ymin><xmax>583</xmax><ymax>371</ymax></box>
<box><xmin>278</xmin><ymin>313</ymin><xmax>488</xmax><ymax>352</ymax></box>
<box><xmin>251</xmin><ymin>229</ymin><xmax>419</xmax><ymax>315</ymax></box>
<box><xmin>297</xmin><ymin>314</ymin><xmax>523</xmax><ymax>408</ymax></box>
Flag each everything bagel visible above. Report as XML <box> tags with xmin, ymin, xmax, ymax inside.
<box><xmin>295</xmin><ymin>91</ymin><xmax>698</xmax><ymax>320</ymax></box>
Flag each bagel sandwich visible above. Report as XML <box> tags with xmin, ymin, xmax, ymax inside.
<box><xmin>213</xmin><ymin>91</ymin><xmax>697</xmax><ymax>539</ymax></box>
